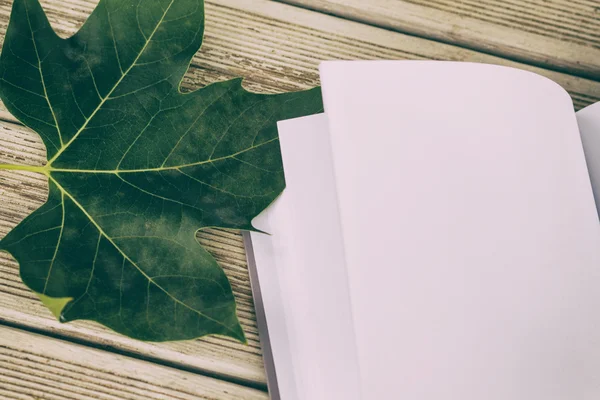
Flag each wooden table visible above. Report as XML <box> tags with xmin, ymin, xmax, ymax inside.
<box><xmin>0</xmin><ymin>0</ymin><xmax>599</xmax><ymax>398</ymax></box>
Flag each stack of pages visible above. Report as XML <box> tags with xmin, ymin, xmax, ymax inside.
<box><xmin>245</xmin><ymin>61</ymin><xmax>600</xmax><ymax>400</ymax></box>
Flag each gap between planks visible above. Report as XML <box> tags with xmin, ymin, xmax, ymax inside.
<box><xmin>0</xmin><ymin>324</ymin><xmax>268</xmax><ymax>400</ymax></box>
<box><xmin>275</xmin><ymin>0</ymin><xmax>600</xmax><ymax>81</ymax></box>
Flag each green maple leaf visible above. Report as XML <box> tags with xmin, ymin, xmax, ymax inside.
<box><xmin>0</xmin><ymin>0</ymin><xmax>322</xmax><ymax>342</ymax></box>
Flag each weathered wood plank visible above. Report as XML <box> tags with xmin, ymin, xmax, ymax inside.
<box><xmin>276</xmin><ymin>0</ymin><xmax>600</xmax><ymax>80</ymax></box>
<box><xmin>1</xmin><ymin>0</ymin><xmax>600</xmax><ymax>392</ymax></box>
<box><xmin>0</xmin><ymin>325</ymin><xmax>268</xmax><ymax>400</ymax></box>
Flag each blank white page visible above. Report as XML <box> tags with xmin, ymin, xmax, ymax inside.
<box><xmin>250</xmin><ymin>114</ymin><xmax>361</xmax><ymax>400</ymax></box>
<box><xmin>320</xmin><ymin>61</ymin><xmax>600</xmax><ymax>400</ymax></box>
<box><xmin>577</xmin><ymin>102</ymin><xmax>600</xmax><ymax>216</ymax></box>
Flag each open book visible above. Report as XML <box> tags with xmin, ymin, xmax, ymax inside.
<box><xmin>244</xmin><ymin>61</ymin><xmax>600</xmax><ymax>400</ymax></box>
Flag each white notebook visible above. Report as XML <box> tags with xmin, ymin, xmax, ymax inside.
<box><xmin>245</xmin><ymin>61</ymin><xmax>600</xmax><ymax>400</ymax></box>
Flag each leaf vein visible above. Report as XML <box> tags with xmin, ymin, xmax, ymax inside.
<box><xmin>47</xmin><ymin>0</ymin><xmax>177</xmax><ymax>166</ymax></box>
<box><xmin>48</xmin><ymin>136</ymin><xmax>280</xmax><ymax>173</ymax></box>
<box><xmin>49</xmin><ymin>176</ymin><xmax>238</xmax><ymax>335</ymax></box>
<box><xmin>115</xmin><ymin>173</ymin><xmax>206</xmax><ymax>214</ymax></box>
<box><xmin>24</xmin><ymin>0</ymin><xmax>63</xmax><ymax>146</ymax></box>
<box><xmin>43</xmin><ymin>191</ymin><xmax>65</xmax><ymax>294</ymax></box>
<box><xmin>161</xmin><ymin>85</ymin><xmax>236</xmax><ymax>168</ymax></box>
<box><xmin>0</xmin><ymin>78</ymin><xmax>45</xmax><ymax>98</ymax></box>
<box><xmin>106</xmin><ymin>7</ymin><xmax>124</xmax><ymax>74</ymax></box>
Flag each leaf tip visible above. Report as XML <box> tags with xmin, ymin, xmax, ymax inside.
<box><xmin>36</xmin><ymin>293</ymin><xmax>73</xmax><ymax>321</ymax></box>
<box><xmin>233</xmin><ymin>322</ymin><xmax>248</xmax><ymax>345</ymax></box>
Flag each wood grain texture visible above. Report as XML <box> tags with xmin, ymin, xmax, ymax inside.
<box><xmin>0</xmin><ymin>325</ymin><xmax>268</xmax><ymax>400</ymax></box>
<box><xmin>277</xmin><ymin>0</ymin><xmax>600</xmax><ymax>80</ymax></box>
<box><xmin>0</xmin><ymin>0</ymin><xmax>600</xmax><ymax>395</ymax></box>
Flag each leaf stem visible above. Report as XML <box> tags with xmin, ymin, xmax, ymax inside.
<box><xmin>0</xmin><ymin>163</ymin><xmax>48</xmax><ymax>174</ymax></box>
